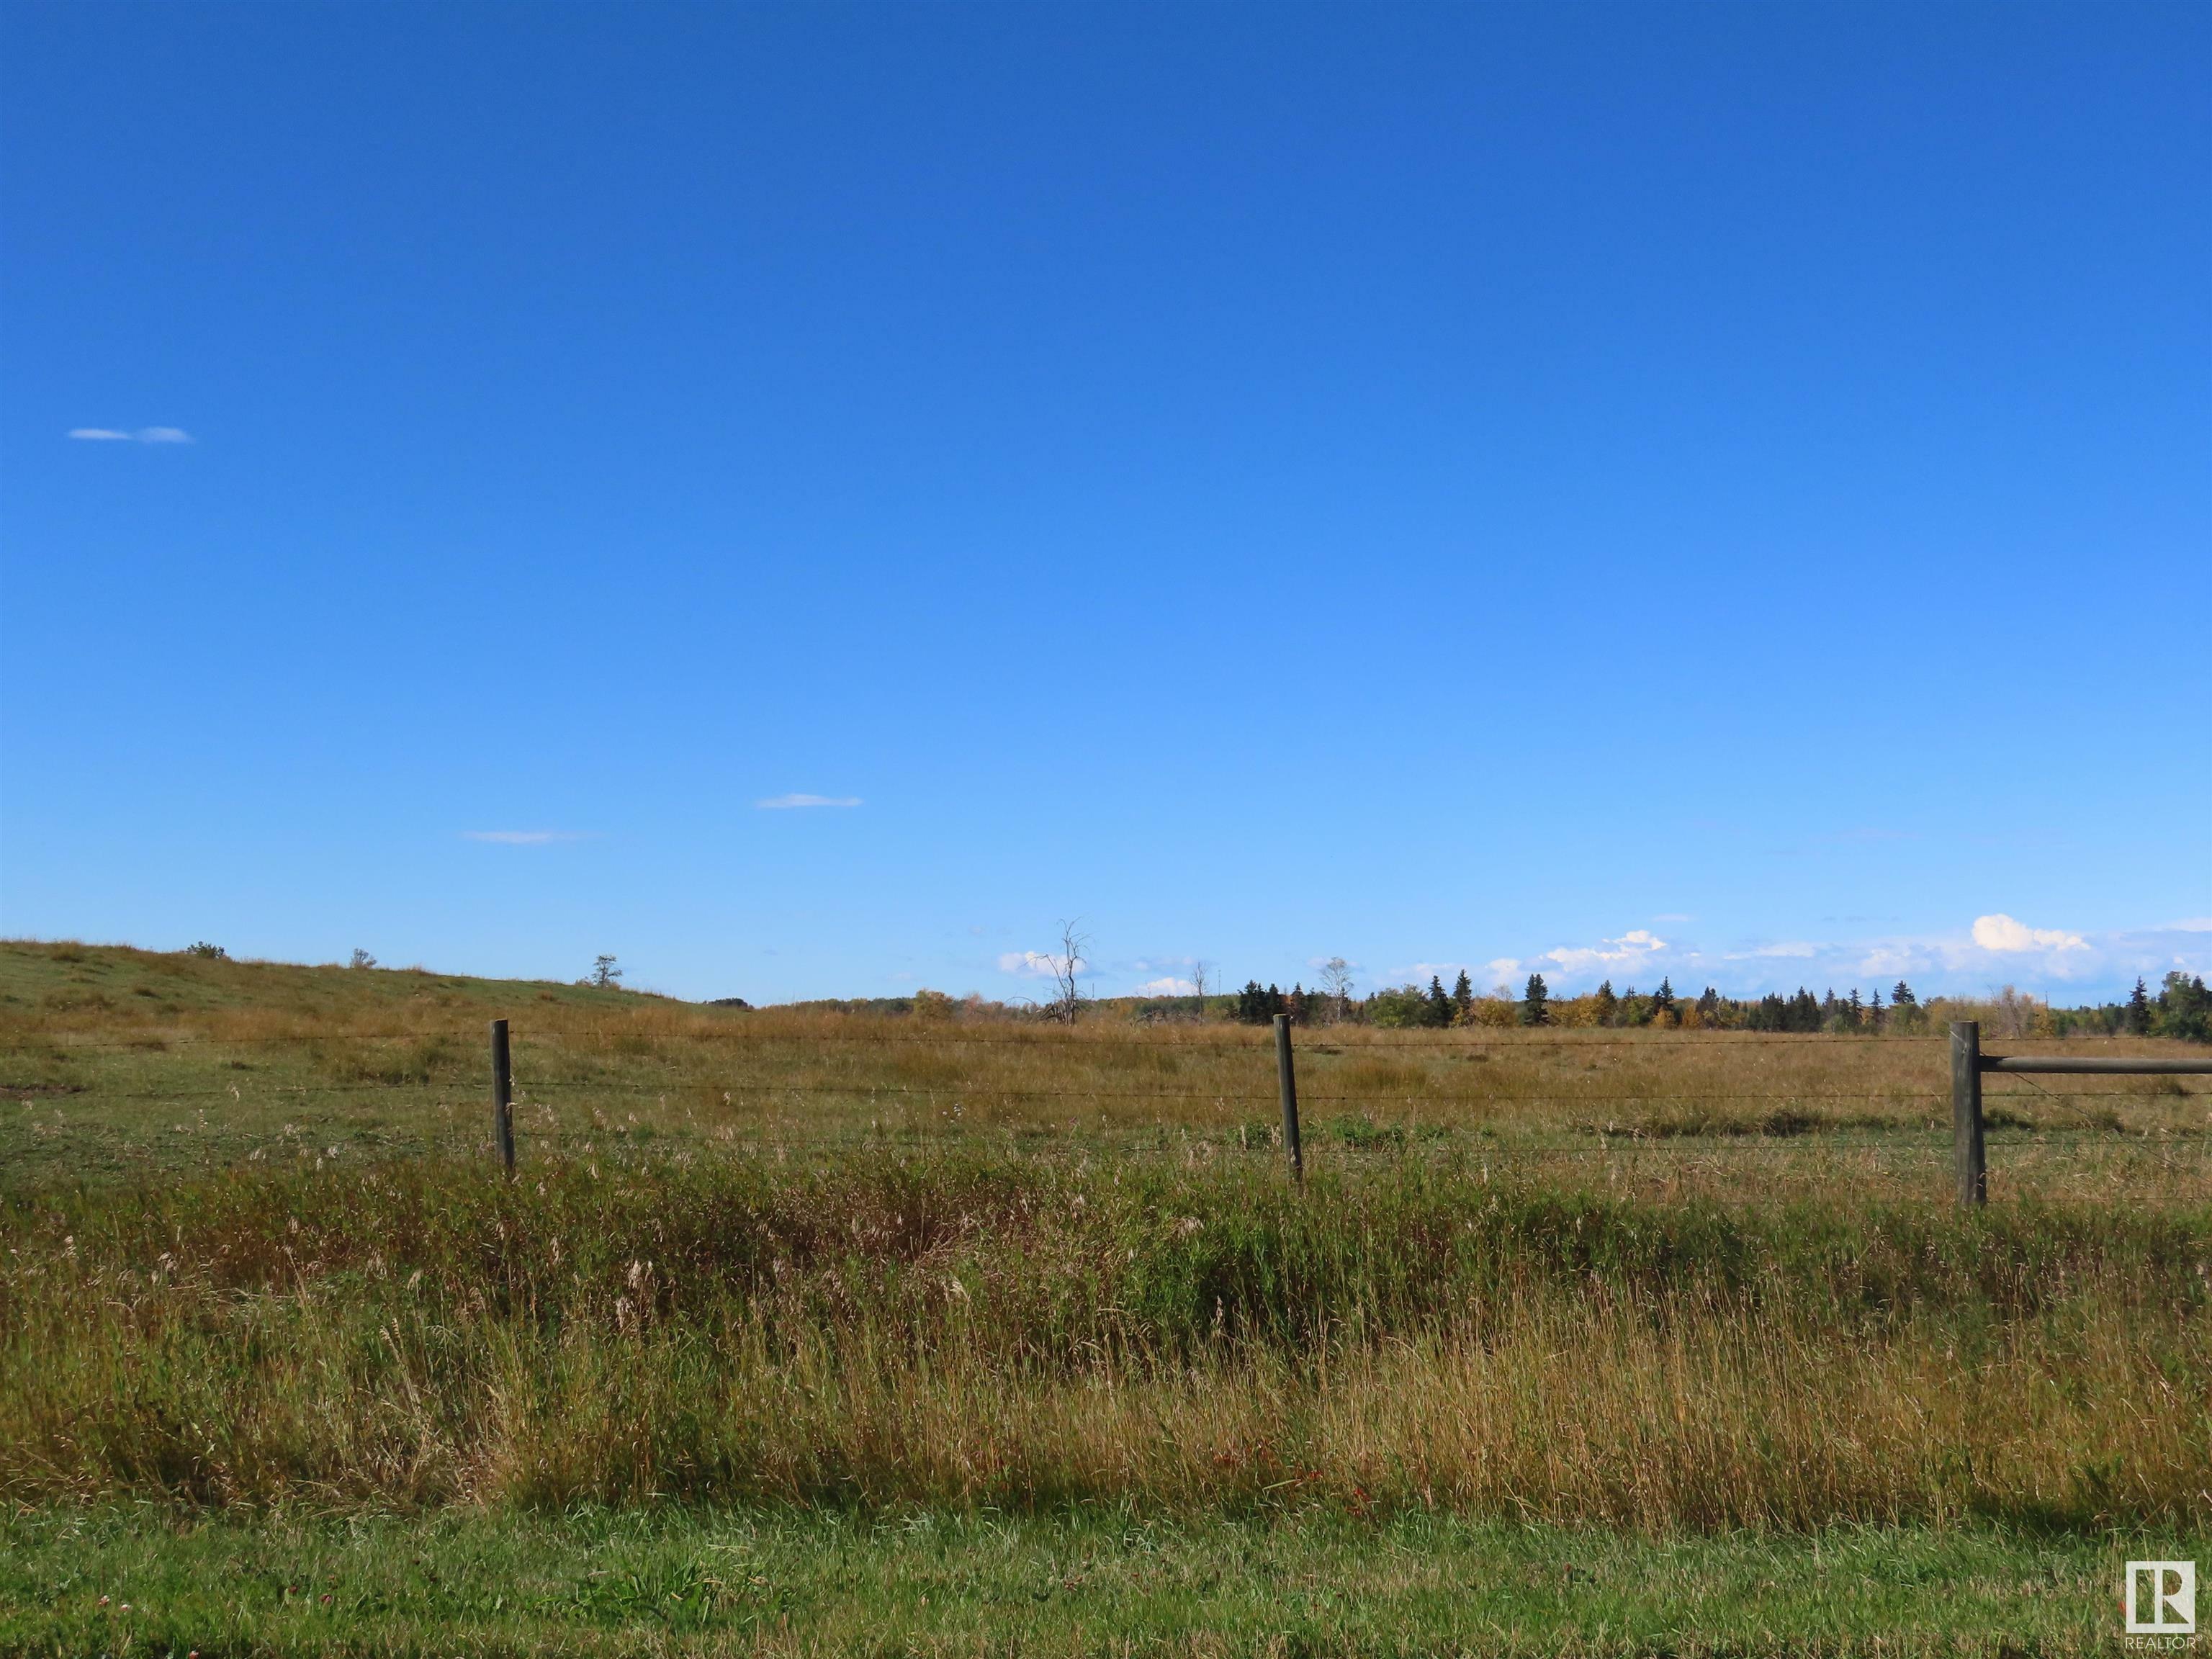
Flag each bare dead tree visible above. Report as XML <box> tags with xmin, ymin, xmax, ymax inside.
<box><xmin>1318</xmin><ymin>956</ymin><xmax>1354</xmax><ymax>1022</ymax></box>
<box><xmin>1047</xmin><ymin>919</ymin><xmax>1090</xmax><ymax>1024</ymax></box>
<box><xmin>1190</xmin><ymin>961</ymin><xmax>1211</xmax><ymax>1017</ymax></box>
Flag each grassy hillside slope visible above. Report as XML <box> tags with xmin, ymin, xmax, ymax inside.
<box><xmin>4</xmin><ymin>939</ymin><xmax>2206</xmax><ymax>1201</ymax></box>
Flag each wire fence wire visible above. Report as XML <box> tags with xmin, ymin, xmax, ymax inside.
<box><xmin>14</xmin><ymin>1027</ymin><xmax>2204</xmax><ymax>1135</ymax></box>
<box><xmin>30</xmin><ymin>1030</ymin><xmax>1985</xmax><ymax>1051</ymax></box>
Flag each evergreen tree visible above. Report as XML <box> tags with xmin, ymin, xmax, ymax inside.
<box><xmin>1425</xmin><ymin>975</ymin><xmax>1453</xmax><ymax>1028</ymax></box>
<box><xmin>1593</xmin><ymin>979</ymin><xmax>1619</xmax><ymax>1025</ymax></box>
<box><xmin>1696</xmin><ymin>986</ymin><xmax>1721</xmax><ymax>1022</ymax></box>
<box><xmin>1844</xmin><ymin>988</ymin><xmax>1864</xmax><ymax>1031</ymax></box>
<box><xmin>1868</xmin><ymin>986</ymin><xmax>1885</xmax><ymax>1031</ymax></box>
<box><xmin>2126</xmin><ymin>976</ymin><xmax>2153</xmax><ymax>1035</ymax></box>
<box><xmin>1236</xmin><ymin>981</ymin><xmax>1288</xmax><ymax>1025</ymax></box>
<box><xmin>1892</xmin><ymin>981</ymin><xmax>1917</xmax><ymax>1009</ymax></box>
<box><xmin>1452</xmin><ymin>970</ymin><xmax>1474</xmax><ymax>1022</ymax></box>
<box><xmin>1521</xmin><ymin>973</ymin><xmax>1551</xmax><ymax>1026</ymax></box>
<box><xmin>1650</xmin><ymin>978</ymin><xmax>1678</xmax><ymax>1024</ymax></box>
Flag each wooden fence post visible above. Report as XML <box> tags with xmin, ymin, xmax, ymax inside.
<box><xmin>1950</xmin><ymin>1020</ymin><xmax>1984</xmax><ymax>1208</ymax></box>
<box><xmin>490</xmin><ymin>1018</ymin><xmax>516</xmax><ymax>1177</ymax></box>
<box><xmin>1274</xmin><ymin>1012</ymin><xmax>1303</xmax><ymax>1184</ymax></box>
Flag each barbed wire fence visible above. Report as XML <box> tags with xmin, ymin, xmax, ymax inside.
<box><xmin>12</xmin><ymin>1014</ymin><xmax>2210</xmax><ymax>1197</ymax></box>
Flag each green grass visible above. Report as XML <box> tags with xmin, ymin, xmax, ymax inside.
<box><xmin>1</xmin><ymin>1506</ymin><xmax>2185</xmax><ymax>1656</ymax></box>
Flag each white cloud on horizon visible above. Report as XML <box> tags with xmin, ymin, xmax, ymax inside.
<box><xmin>70</xmin><ymin>426</ymin><xmax>192</xmax><ymax>444</ymax></box>
<box><xmin>1971</xmin><ymin>914</ymin><xmax>2089</xmax><ymax>954</ymax></box>
<box><xmin>755</xmin><ymin>793</ymin><xmax>862</xmax><ymax>810</ymax></box>
<box><xmin>1493</xmin><ymin>912</ymin><xmax>2202</xmax><ymax>999</ymax></box>
<box><xmin>1135</xmin><ymin>976</ymin><xmax>1197</xmax><ymax>997</ymax></box>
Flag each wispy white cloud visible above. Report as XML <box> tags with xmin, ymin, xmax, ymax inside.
<box><xmin>755</xmin><ymin>793</ymin><xmax>861</xmax><ymax>810</ymax></box>
<box><xmin>1536</xmin><ymin>929</ymin><xmax>1670</xmax><ymax>976</ymax></box>
<box><xmin>1394</xmin><ymin>961</ymin><xmax>1473</xmax><ymax>985</ymax></box>
<box><xmin>69</xmin><ymin>426</ymin><xmax>193</xmax><ymax>444</ymax></box>
<box><xmin>462</xmin><ymin>830</ymin><xmax>592</xmax><ymax>845</ymax></box>
<box><xmin>999</xmin><ymin>949</ymin><xmax>1083</xmax><ymax>980</ymax></box>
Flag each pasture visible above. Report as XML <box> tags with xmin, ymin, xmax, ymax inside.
<box><xmin>3</xmin><ymin>940</ymin><xmax>2208</xmax><ymax>1655</ymax></box>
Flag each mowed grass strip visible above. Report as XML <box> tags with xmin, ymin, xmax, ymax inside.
<box><xmin>0</xmin><ymin>1505</ymin><xmax>2176</xmax><ymax>1658</ymax></box>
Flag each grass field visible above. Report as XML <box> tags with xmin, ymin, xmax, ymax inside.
<box><xmin>3</xmin><ymin>940</ymin><xmax>2208</xmax><ymax>1654</ymax></box>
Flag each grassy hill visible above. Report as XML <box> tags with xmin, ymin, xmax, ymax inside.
<box><xmin>5</xmin><ymin>938</ymin><xmax>2206</xmax><ymax>1200</ymax></box>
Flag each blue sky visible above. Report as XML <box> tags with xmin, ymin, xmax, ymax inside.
<box><xmin>4</xmin><ymin>2</ymin><xmax>2206</xmax><ymax>1005</ymax></box>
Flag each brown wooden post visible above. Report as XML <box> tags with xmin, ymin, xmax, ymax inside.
<box><xmin>1274</xmin><ymin>1012</ymin><xmax>1303</xmax><ymax>1184</ymax></box>
<box><xmin>490</xmin><ymin>1018</ymin><xmax>515</xmax><ymax>1176</ymax></box>
<box><xmin>1950</xmin><ymin>1020</ymin><xmax>1984</xmax><ymax>1207</ymax></box>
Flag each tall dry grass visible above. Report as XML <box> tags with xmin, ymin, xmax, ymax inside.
<box><xmin>4</xmin><ymin>1156</ymin><xmax>2206</xmax><ymax>1529</ymax></box>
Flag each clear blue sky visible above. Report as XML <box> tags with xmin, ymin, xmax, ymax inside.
<box><xmin>4</xmin><ymin>2</ymin><xmax>2206</xmax><ymax>1005</ymax></box>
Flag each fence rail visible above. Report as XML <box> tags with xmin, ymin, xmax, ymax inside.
<box><xmin>1951</xmin><ymin>1020</ymin><xmax>2212</xmax><ymax>1205</ymax></box>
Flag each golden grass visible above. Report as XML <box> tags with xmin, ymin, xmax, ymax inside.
<box><xmin>5</xmin><ymin>940</ymin><xmax>2208</xmax><ymax>1208</ymax></box>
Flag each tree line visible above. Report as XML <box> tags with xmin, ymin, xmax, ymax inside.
<box><xmin>1213</xmin><ymin>969</ymin><xmax>2212</xmax><ymax>1040</ymax></box>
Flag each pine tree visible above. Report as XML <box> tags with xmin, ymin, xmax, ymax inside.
<box><xmin>2126</xmin><ymin>976</ymin><xmax>2153</xmax><ymax>1035</ymax></box>
<box><xmin>1696</xmin><ymin>985</ymin><xmax>1722</xmax><ymax>1022</ymax></box>
<box><xmin>1593</xmin><ymin>980</ymin><xmax>1619</xmax><ymax>1025</ymax></box>
<box><xmin>1236</xmin><ymin>981</ymin><xmax>1276</xmax><ymax>1025</ymax></box>
<box><xmin>1651</xmin><ymin>978</ymin><xmax>1678</xmax><ymax>1024</ymax></box>
<box><xmin>1425</xmin><ymin>976</ymin><xmax>1452</xmax><ymax>1028</ymax></box>
<box><xmin>1521</xmin><ymin>973</ymin><xmax>1551</xmax><ymax>1026</ymax></box>
<box><xmin>1868</xmin><ymin>986</ymin><xmax>1885</xmax><ymax>1031</ymax></box>
<box><xmin>1452</xmin><ymin>970</ymin><xmax>1474</xmax><ymax>1023</ymax></box>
